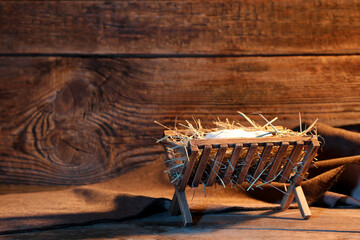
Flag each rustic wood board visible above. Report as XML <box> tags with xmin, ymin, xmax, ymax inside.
<box><xmin>1</xmin><ymin>56</ymin><xmax>360</xmax><ymax>184</ymax></box>
<box><xmin>0</xmin><ymin>0</ymin><xmax>360</xmax><ymax>55</ymax></box>
<box><xmin>3</xmin><ymin>208</ymin><xmax>360</xmax><ymax>239</ymax></box>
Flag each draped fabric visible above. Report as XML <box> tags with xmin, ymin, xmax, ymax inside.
<box><xmin>0</xmin><ymin>123</ymin><xmax>359</xmax><ymax>234</ymax></box>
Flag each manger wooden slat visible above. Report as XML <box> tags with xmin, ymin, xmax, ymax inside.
<box><xmin>294</xmin><ymin>139</ymin><xmax>321</xmax><ymax>186</ymax></box>
<box><xmin>265</xmin><ymin>142</ymin><xmax>289</xmax><ymax>182</ymax></box>
<box><xmin>178</xmin><ymin>145</ymin><xmax>199</xmax><ymax>192</ymax></box>
<box><xmin>237</xmin><ymin>143</ymin><xmax>258</xmax><ymax>184</ymax></box>
<box><xmin>281</xmin><ymin>138</ymin><xmax>320</xmax><ymax>210</ymax></box>
<box><xmin>252</xmin><ymin>143</ymin><xmax>273</xmax><ymax>183</ymax></box>
<box><xmin>279</xmin><ymin>141</ymin><xmax>304</xmax><ymax>183</ymax></box>
<box><xmin>223</xmin><ymin>144</ymin><xmax>243</xmax><ymax>185</ymax></box>
<box><xmin>192</xmin><ymin>144</ymin><xmax>212</xmax><ymax>187</ymax></box>
<box><xmin>1</xmin><ymin>1</ymin><xmax>360</xmax><ymax>55</ymax></box>
<box><xmin>206</xmin><ymin>144</ymin><xmax>228</xmax><ymax>187</ymax></box>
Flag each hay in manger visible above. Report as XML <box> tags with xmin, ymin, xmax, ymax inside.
<box><xmin>157</xmin><ymin>112</ymin><xmax>320</xmax><ymax>226</ymax></box>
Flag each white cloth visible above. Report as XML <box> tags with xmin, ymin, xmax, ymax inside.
<box><xmin>205</xmin><ymin>129</ymin><xmax>272</xmax><ymax>139</ymax></box>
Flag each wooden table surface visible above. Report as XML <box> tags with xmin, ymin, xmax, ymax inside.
<box><xmin>3</xmin><ymin>207</ymin><xmax>359</xmax><ymax>240</ymax></box>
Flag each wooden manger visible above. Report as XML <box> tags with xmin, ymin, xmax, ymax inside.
<box><xmin>162</xmin><ymin>131</ymin><xmax>320</xmax><ymax>226</ymax></box>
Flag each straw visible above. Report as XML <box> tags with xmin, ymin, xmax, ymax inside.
<box><xmin>157</xmin><ymin>112</ymin><xmax>318</xmax><ymax>197</ymax></box>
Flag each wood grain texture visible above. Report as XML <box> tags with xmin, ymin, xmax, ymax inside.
<box><xmin>1</xmin><ymin>56</ymin><xmax>360</xmax><ymax>184</ymax></box>
<box><xmin>1</xmin><ymin>0</ymin><xmax>360</xmax><ymax>55</ymax></box>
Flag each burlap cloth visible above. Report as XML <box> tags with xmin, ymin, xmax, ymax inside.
<box><xmin>1</xmin><ymin>123</ymin><xmax>359</xmax><ymax>234</ymax></box>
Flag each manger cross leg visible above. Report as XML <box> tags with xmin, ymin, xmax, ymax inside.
<box><xmin>169</xmin><ymin>188</ymin><xmax>193</xmax><ymax>226</ymax></box>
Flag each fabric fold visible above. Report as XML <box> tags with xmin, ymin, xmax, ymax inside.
<box><xmin>0</xmin><ymin>123</ymin><xmax>359</xmax><ymax>233</ymax></box>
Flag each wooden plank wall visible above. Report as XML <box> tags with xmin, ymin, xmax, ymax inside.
<box><xmin>1</xmin><ymin>0</ymin><xmax>360</xmax><ymax>185</ymax></box>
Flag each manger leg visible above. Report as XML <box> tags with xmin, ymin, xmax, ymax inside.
<box><xmin>294</xmin><ymin>185</ymin><xmax>311</xmax><ymax>219</ymax></box>
<box><xmin>282</xmin><ymin>138</ymin><xmax>319</xmax><ymax>212</ymax></box>
<box><xmin>281</xmin><ymin>185</ymin><xmax>295</xmax><ymax>210</ymax></box>
<box><xmin>175</xmin><ymin>189</ymin><xmax>193</xmax><ymax>226</ymax></box>
<box><xmin>169</xmin><ymin>191</ymin><xmax>181</xmax><ymax>216</ymax></box>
